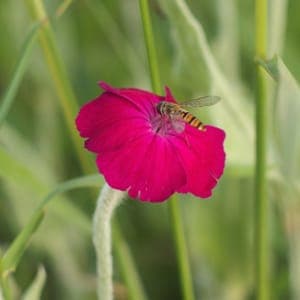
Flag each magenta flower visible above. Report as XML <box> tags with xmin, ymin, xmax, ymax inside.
<box><xmin>76</xmin><ymin>82</ymin><xmax>225</xmax><ymax>202</ymax></box>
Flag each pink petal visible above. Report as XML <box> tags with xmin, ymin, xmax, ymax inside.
<box><xmin>75</xmin><ymin>93</ymin><xmax>150</xmax><ymax>138</ymax></box>
<box><xmin>170</xmin><ymin>125</ymin><xmax>225</xmax><ymax>198</ymax></box>
<box><xmin>85</xmin><ymin>117</ymin><xmax>150</xmax><ymax>153</ymax></box>
<box><xmin>99</xmin><ymin>81</ymin><xmax>161</xmax><ymax>116</ymax></box>
<box><xmin>164</xmin><ymin>86</ymin><xmax>177</xmax><ymax>103</ymax></box>
<box><xmin>96</xmin><ymin>134</ymin><xmax>186</xmax><ymax>202</ymax></box>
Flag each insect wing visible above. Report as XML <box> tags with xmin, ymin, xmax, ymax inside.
<box><xmin>179</xmin><ymin>96</ymin><xmax>221</xmax><ymax>108</ymax></box>
<box><xmin>168</xmin><ymin>114</ymin><xmax>185</xmax><ymax>133</ymax></box>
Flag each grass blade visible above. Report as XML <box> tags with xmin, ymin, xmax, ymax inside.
<box><xmin>0</xmin><ymin>211</ymin><xmax>44</xmax><ymax>277</ymax></box>
<box><xmin>269</xmin><ymin>0</ymin><xmax>288</xmax><ymax>56</ymax></box>
<box><xmin>0</xmin><ymin>146</ymin><xmax>46</xmax><ymax>195</ymax></box>
<box><xmin>0</xmin><ymin>123</ymin><xmax>97</xmax><ymax>234</ymax></box>
<box><xmin>0</xmin><ymin>174</ymin><xmax>101</xmax><ymax>279</ymax></box>
<box><xmin>254</xmin><ymin>0</ymin><xmax>269</xmax><ymax>299</ymax></box>
<box><xmin>260</xmin><ymin>56</ymin><xmax>300</xmax><ymax>300</ymax></box>
<box><xmin>215</xmin><ymin>0</ymin><xmax>240</xmax><ymax>81</ymax></box>
<box><xmin>55</xmin><ymin>0</ymin><xmax>73</xmax><ymax>18</ymax></box>
<box><xmin>36</xmin><ymin>174</ymin><xmax>103</xmax><ymax>210</ymax></box>
<box><xmin>25</xmin><ymin>0</ymin><xmax>94</xmax><ymax>174</ymax></box>
<box><xmin>21</xmin><ymin>266</ymin><xmax>46</xmax><ymax>300</ymax></box>
<box><xmin>161</xmin><ymin>0</ymin><xmax>251</xmax><ymax>133</ymax></box>
<box><xmin>0</xmin><ymin>23</ymin><xmax>40</xmax><ymax>127</ymax></box>
<box><xmin>259</xmin><ymin>56</ymin><xmax>300</xmax><ymax>182</ymax></box>
<box><xmin>113</xmin><ymin>225</ymin><xmax>147</xmax><ymax>300</ymax></box>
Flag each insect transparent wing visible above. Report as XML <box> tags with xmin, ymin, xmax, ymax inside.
<box><xmin>169</xmin><ymin>114</ymin><xmax>185</xmax><ymax>133</ymax></box>
<box><xmin>165</xmin><ymin>110</ymin><xmax>186</xmax><ymax>133</ymax></box>
<box><xmin>179</xmin><ymin>96</ymin><xmax>221</xmax><ymax>108</ymax></box>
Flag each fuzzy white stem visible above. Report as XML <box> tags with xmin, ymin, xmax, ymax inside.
<box><xmin>93</xmin><ymin>183</ymin><xmax>125</xmax><ymax>300</ymax></box>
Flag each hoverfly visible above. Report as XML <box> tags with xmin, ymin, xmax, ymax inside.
<box><xmin>156</xmin><ymin>96</ymin><xmax>220</xmax><ymax>131</ymax></box>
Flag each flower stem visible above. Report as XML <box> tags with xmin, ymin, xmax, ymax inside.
<box><xmin>255</xmin><ymin>0</ymin><xmax>269</xmax><ymax>299</ymax></box>
<box><xmin>138</xmin><ymin>1</ymin><xmax>195</xmax><ymax>299</ymax></box>
<box><xmin>93</xmin><ymin>184</ymin><xmax>124</xmax><ymax>300</ymax></box>
<box><xmin>138</xmin><ymin>0</ymin><xmax>161</xmax><ymax>94</ymax></box>
<box><xmin>169</xmin><ymin>197</ymin><xmax>195</xmax><ymax>300</ymax></box>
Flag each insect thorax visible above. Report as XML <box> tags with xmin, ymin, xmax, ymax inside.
<box><xmin>157</xmin><ymin>101</ymin><xmax>178</xmax><ymax>116</ymax></box>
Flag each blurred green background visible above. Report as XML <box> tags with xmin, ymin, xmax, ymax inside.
<box><xmin>0</xmin><ymin>0</ymin><xmax>299</xmax><ymax>299</ymax></box>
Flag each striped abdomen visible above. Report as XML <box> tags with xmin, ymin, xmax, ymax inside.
<box><xmin>178</xmin><ymin>110</ymin><xmax>205</xmax><ymax>130</ymax></box>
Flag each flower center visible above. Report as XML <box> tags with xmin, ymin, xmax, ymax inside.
<box><xmin>150</xmin><ymin>113</ymin><xmax>185</xmax><ymax>136</ymax></box>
